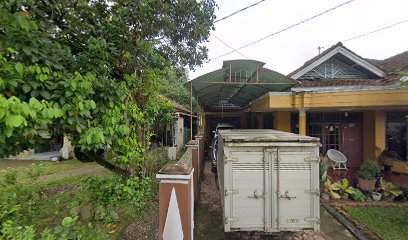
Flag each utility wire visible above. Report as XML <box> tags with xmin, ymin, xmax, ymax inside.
<box><xmin>210</xmin><ymin>0</ymin><xmax>355</xmax><ymax>61</ymax></box>
<box><xmin>214</xmin><ymin>0</ymin><xmax>267</xmax><ymax>23</ymax></box>
<box><xmin>211</xmin><ymin>34</ymin><xmax>249</xmax><ymax>59</ymax></box>
<box><xmin>320</xmin><ymin>18</ymin><xmax>408</xmax><ymax>50</ymax></box>
<box><xmin>343</xmin><ymin>18</ymin><xmax>408</xmax><ymax>43</ymax></box>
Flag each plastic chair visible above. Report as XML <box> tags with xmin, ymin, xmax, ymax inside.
<box><xmin>327</xmin><ymin>149</ymin><xmax>348</xmax><ymax>171</ymax></box>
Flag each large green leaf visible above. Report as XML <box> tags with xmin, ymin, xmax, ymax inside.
<box><xmin>15</xmin><ymin>62</ymin><xmax>24</xmax><ymax>74</ymax></box>
<box><xmin>5</xmin><ymin>115</ymin><xmax>26</xmax><ymax>127</ymax></box>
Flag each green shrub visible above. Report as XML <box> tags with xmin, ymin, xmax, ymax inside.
<box><xmin>53</xmin><ymin>216</ymin><xmax>84</xmax><ymax>240</ymax></box>
<box><xmin>1</xmin><ymin>216</ymin><xmax>84</xmax><ymax>240</ymax></box>
<box><xmin>350</xmin><ymin>188</ymin><xmax>366</xmax><ymax>202</ymax></box>
<box><xmin>145</xmin><ymin>147</ymin><xmax>171</xmax><ymax>177</ymax></box>
<box><xmin>3</xmin><ymin>170</ymin><xmax>18</xmax><ymax>185</ymax></box>
<box><xmin>85</xmin><ymin>175</ymin><xmax>152</xmax><ymax>212</ymax></box>
<box><xmin>319</xmin><ymin>159</ymin><xmax>328</xmax><ymax>181</ymax></box>
<box><xmin>0</xmin><ymin>186</ymin><xmax>21</xmax><ymax>227</ymax></box>
<box><xmin>357</xmin><ymin>160</ymin><xmax>379</xmax><ymax>180</ymax></box>
<box><xmin>27</xmin><ymin>163</ymin><xmax>44</xmax><ymax>180</ymax></box>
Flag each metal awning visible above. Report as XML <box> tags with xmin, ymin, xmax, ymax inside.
<box><xmin>188</xmin><ymin>59</ymin><xmax>296</xmax><ymax>112</ymax></box>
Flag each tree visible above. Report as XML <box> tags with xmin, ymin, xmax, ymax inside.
<box><xmin>0</xmin><ymin>0</ymin><xmax>216</xmax><ymax>178</ymax></box>
<box><xmin>160</xmin><ymin>68</ymin><xmax>199</xmax><ymax>112</ymax></box>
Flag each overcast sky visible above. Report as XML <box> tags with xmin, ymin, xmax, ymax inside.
<box><xmin>188</xmin><ymin>0</ymin><xmax>408</xmax><ymax>80</ymax></box>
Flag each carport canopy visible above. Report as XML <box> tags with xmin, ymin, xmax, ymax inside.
<box><xmin>188</xmin><ymin>59</ymin><xmax>296</xmax><ymax>112</ymax></box>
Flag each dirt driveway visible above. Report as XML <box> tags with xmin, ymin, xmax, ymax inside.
<box><xmin>195</xmin><ymin>160</ymin><xmax>355</xmax><ymax>240</ymax></box>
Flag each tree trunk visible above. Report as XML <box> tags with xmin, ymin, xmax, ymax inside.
<box><xmin>84</xmin><ymin>151</ymin><xmax>130</xmax><ymax>179</ymax></box>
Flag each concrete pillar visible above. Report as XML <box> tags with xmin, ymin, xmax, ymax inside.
<box><xmin>175</xmin><ymin>117</ymin><xmax>184</xmax><ymax>153</ymax></box>
<box><xmin>61</xmin><ymin>136</ymin><xmax>73</xmax><ymax>160</ymax></box>
<box><xmin>157</xmin><ymin>165</ymin><xmax>194</xmax><ymax>240</ymax></box>
<box><xmin>258</xmin><ymin>113</ymin><xmax>264</xmax><ymax>129</ymax></box>
<box><xmin>195</xmin><ymin>134</ymin><xmax>204</xmax><ymax>178</ymax></box>
<box><xmin>186</xmin><ymin>140</ymin><xmax>199</xmax><ymax>205</ymax></box>
<box><xmin>274</xmin><ymin>112</ymin><xmax>291</xmax><ymax>132</ymax></box>
<box><xmin>298</xmin><ymin>109</ymin><xmax>307</xmax><ymax>136</ymax></box>
<box><xmin>201</xmin><ymin>113</ymin><xmax>206</xmax><ymax>136</ymax></box>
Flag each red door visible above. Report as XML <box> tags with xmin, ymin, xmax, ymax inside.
<box><xmin>341</xmin><ymin>122</ymin><xmax>363</xmax><ymax>167</ymax></box>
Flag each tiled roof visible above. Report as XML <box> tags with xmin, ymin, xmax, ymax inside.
<box><xmin>295</xmin><ymin>78</ymin><xmax>385</xmax><ymax>87</ymax></box>
<box><xmin>367</xmin><ymin>51</ymin><xmax>408</xmax><ymax>74</ymax></box>
<box><xmin>288</xmin><ymin>43</ymin><xmax>339</xmax><ymax>77</ymax></box>
<box><xmin>289</xmin><ymin>42</ymin><xmax>408</xmax><ymax>87</ymax></box>
<box><xmin>161</xmin><ymin>96</ymin><xmax>195</xmax><ymax>115</ymax></box>
<box><xmin>288</xmin><ymin>42</ymin><xmax>370</xmax><ymax>78</ymax></box>
<box><xmin>171</xmin><ymin>100</ymin><xmax>194</xmax><ymax>115</ymax></box>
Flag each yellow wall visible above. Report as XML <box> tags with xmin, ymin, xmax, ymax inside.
<box><xmin>363</xmin><ymin>111</ymin><xmax>385</xmax><ymax>161</ymax></box>
<box><xmin>251</xmin><ymin>89</ymin><xmax>408</xmax><ymax>111</ymax></box>
<box><xmin>296</xmin><ymin>89</ymin><xmax>408</xmax><ymax>109</ymax></box>
<box><xmin>251</xmin><ymin>95</ymin><xmax>270</xmax><ymax>111</ymax></box>
<box><xmin>273</xmin><ymin>112</ymin><xmax>291</xmax><ymax>132</ymax></box>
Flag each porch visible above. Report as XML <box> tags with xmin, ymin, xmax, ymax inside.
<box><xmin>250</xmin><ymin>88</ymin><xmax>408</xmax><ymax>177</ymax></box>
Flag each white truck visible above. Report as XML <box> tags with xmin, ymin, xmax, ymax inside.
<box><xmin>217</xmin><ymin>129</ymin><xmax>321</xmax><ymax>233</ymax></box>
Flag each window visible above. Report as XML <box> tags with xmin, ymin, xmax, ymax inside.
<box><xmin>386</xmin><ymin>112</ymin><xmax>407</xmax><ymax>161</ymax></box>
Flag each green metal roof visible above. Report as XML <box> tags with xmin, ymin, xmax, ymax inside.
<box><xmin>188</xmin><ymin>59</ymin><xmax>296</xmax><ymax>112</ymax></box>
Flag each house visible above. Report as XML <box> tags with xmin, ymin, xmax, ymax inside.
<box><xmin>189</xmin><ymin>43</ymin><xmax>408</xmax><ymax>183</ymax></box>
<box><xmin>251</xmin><ymin>42</ymin><xmax>408</xmax><ymax>175</ymax></box>
<box><xmin>155</xmin><ymin>100</ymin><xmax>197</xmax><ymax>160</ymax></box>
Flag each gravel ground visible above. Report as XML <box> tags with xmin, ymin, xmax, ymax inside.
<box><xmin>122</xmin><ymin>196</ymin><xmax>160</xmax><ymax>240</ymax></box>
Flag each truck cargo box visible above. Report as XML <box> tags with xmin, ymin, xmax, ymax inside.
<box><xmin>217</xmin><ymin>129</ymin><xmax>321</xmax><ymax>233</ymax></box>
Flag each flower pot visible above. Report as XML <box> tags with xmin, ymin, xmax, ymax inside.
<box><xmin>382</xmin><ymin>157</ymin><xmax>394</xmax><ymax>166</ymax></box>
<box><xmin>341</xmin><ymin>193</ymin><xmax>349</xmax><ymax>200</ymax></box>
<box><xmin>358</xmin><ymin>178</ymin><xmax>376</xmax><ymax>192</ymax></box>
<box><xmin>383</xmin><ymin>195</ymin><xmax>394</xmax><ymax>202</ymax></box>
<box><xmin>371</xmin><ymin>192</ymin><xmax>382</xmax><ymax>201</ymax></box>
<box><xmin>321</xmin><ymin>192</ymin><xmax>330</xmax><ymax>200</ymax></box>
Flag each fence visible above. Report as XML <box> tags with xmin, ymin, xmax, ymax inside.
<box><xmin>156</xmin><ymin>134</ymin><xmax>204</xmax><ymax>240</ymax></box>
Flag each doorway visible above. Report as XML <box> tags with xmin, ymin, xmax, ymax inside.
<box><xmin>307</xmin><ymin>113</ymin><xmax>363</xmax><ymax>167</ymax></box>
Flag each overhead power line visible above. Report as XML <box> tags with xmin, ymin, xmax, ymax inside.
<box><xmin>211</xmin><ymin>34</ymin><xmax>249</xmax><ymax>59</ymax></box>
<box><xmin>343</xmin><ymin>18</ymin><xmax>408</xmax><ymax>43</ymax></box>
<box><xmin>214</xmin><ymin>0</ymin><xmax>267</xmax><ymax>23</ymax></box>
<box><xmin>320</xmin><ymin>18</ymin><xmax>408</xmax><ymax>50</ymax></box>
<box><xmin>210</xmin><ymin>0</ymin><xmax>355</xmax><ymax>61</ymax></box>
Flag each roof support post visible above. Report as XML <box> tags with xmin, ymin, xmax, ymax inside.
<box><xmin>190</xmin><ymin>81</ymin><xmax>193</xmax><ymax>140</ymax></box>
<box><xmin>229</xmin><ymin>64</ymin><xmax>232</xmax><ymax>82</ymax></box>
<box><xmin>256</xmin><ymin>65</ymin><xmax>259</xmax><ymax>83</ymax></box>
<box><xmin>298</xmin><ymin>108</ymin><xmax>307</xmax><ymax>136</ymax></box>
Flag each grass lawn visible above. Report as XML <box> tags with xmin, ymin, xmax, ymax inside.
<box><xmin>0</xmin><ymin>158</ymin><xmax>160</xmax><ymax>239</ymax></box>
<box><xmin>344</xmin><ymin>207</ymin><xmax>408</xmax><ymax>240</ymax></box>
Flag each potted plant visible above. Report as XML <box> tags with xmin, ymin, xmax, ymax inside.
<box><xmin>371</xmin><ymin>192</ymin><xmax>382</xmax><ymax>201</ymax></box>
<box><xmin>319</xmin><ymin>159</ymin><xmax>328</xmax><ymax>191</ymax></box>
<box><xmin>349</xmin><ymin>188</ymin><xmax>366</xmax><ymax>202</ymax></box>
<box><xmin>380</xmin><ymin>149</ymin><xmax>400</xmax><ymax>166</ymax></box>
<box><xmin>380</xmin><ymin>150</ymin><xmax>401</xmax><ymax>175</ymax></box>
<box><xmin>380</xmin><ymin>179</ymin><xmax>403</xmax><ymax>201</ymax></box>
<box><xmin>357</xmin><ymin>160</ymin><xmax>380</xmax><ymax>192</ymax></box>
<box><xmin>322</xmin><ymin>178</ymin><xmax>340</xmax><ymax>200</ymax></box>
<box><xmin>334</xmin><ymin>178</ymin><xmax>355</xmax><ymax>199</ymax></box>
